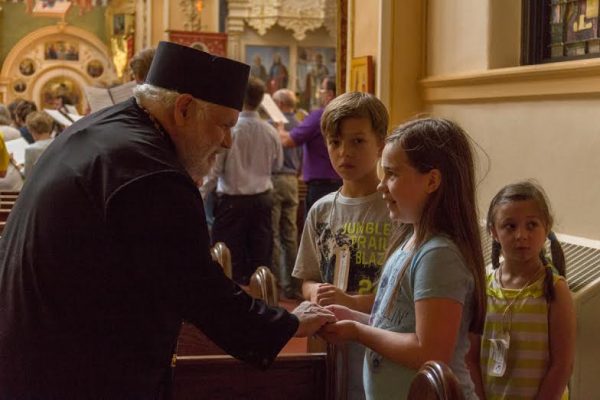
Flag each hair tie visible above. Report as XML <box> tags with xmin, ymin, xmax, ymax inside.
<box><xmin>548</xmin><ymin>231</ymin><xmax>558</xmax><ymax>242</ymax></box>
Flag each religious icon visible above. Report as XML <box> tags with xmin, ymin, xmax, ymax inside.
<box><xmin>297</xmin><ymin>47</ymin><xmax>336</xmax><ymax>111</ymax></box>
<box><xmin>19</xmin><ymin>58</ymin><xmax>36</xmax><ymax>76</ymax></box>
<box><xmin>86</xmin><ymin>60</ymin><xmax>104</xmax><ymax>78</ymax></box>
<box><xmin>45</xmin><ymin>41</ymin><xmax>79</xmax><ymax>61</ymax></box>
<box><xmin>13</xmin><ymin>80</ymin><xmax>27</xmax><ymax>93</ymax></box>
<box><xmin>32</xmin><ymin>0</ymin><xmax>72</xmax><ymax>18</ymax></box>
<box><xmin>40</xmin><ymin>76</ymin><xmax>82</xmax><ymax>114</ymax></box>
<box><xmin>245</xmin><ymin>45</ymin><xmax>290</xmax><ymax>94</ymax></box>
<box><xmin>113</xmin><ymin>14</ymin><xmax>126</xmax><ymax>35</ymax></box>
<box><xmin>350</xmin><ymin>56</ymin><xmax>374</xmax><ymax>94</ymax></box>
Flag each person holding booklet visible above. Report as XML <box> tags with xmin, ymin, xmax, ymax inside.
<box><xmin>0</xmin><ymin>41</ymin><xmax>335</xmax><ymax>399</ymax></box>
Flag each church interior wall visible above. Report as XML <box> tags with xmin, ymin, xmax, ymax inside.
<box><xmin>426</xmin><ymin>0</ymin><xmax>490</xmax><ymax>75</ymax></box>
<box><xmin>352</xmin><ymin>0</ymin><xmax>379</xmax><ymax>61</ymax></box>
<box><xmin>421</xmin><ymin>0</ymin><xmax>600</xmax><ymax>240</ymax></box>
<box><xmin>387</xmin><ymin>0</ymin><xmax>424</xmax><ymax>125</ymax></box>
<box><xmin>0</xmin><ymin>0</ymin><xmax>596</xmax><ymax>240</ymax></box>
<box><xmin>0</xmin><ymin>2</ymin><xmax>107</xmax><ymax>67</ymax></box>
<box><xmin>150</xmin><ymin>0</ymin><xmax>167</xmax><ymax>45</ymax></box>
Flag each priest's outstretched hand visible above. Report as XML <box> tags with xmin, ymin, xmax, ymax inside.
<box><xmin>292</xmin><ymin>301</ymin><xmax>337</xmax><ymax>337</ymax></box>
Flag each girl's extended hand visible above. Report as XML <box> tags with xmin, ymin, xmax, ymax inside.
<box><xmin>313</xmin><ymin>283</ymin><xmax>350</xmax><ymax>307</ymax></box>
<box><xmin>318</xmin><ymin>320</ymin><xmax>359</xmax><ymax>345</ymax></box>
<box><xmin>324</xmin><ymin>304</ymin><xmax>356</xmax><ymax>321</ymax></box>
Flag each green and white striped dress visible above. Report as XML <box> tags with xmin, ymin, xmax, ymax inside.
<box><xmin>480</xmin><ymin>270</ymin><xmax>568</xmax><ymax>400</ymax></box>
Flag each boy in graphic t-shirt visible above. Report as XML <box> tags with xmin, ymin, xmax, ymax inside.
<box><xmin>292</xmin><ymin>92</ymin><xmax>392</xmax><ymax>400</ymax></box>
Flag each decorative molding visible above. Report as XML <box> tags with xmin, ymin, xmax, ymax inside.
<box><xmin>277</xmin><ymin>0</ymin><xmax>325</xmax><ymax>41</ymax></box>
<box><xmin>179</xmin><ymin>0</ymin><xmax>202</xmax><ymax>31</ymax></box>
<box><xmin>323</xmin><ymin>0</ymin><xmax>336</xmax><ymax>38</ymax></box>
<box><xmin>227</xmin><ymin>0</ymin><xmax>332</xmax><ymax>41</ymax></box>
<box><xmin>420</xmin><ymin>58</ymin><xmax>600</xmax><ymax>103</ymax></box>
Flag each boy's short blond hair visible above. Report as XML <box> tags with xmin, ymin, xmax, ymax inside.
<box><xmin>321</xmin><ymin>92</ymin><xmax>389</xmax><ymax>141</ymax></box>
<box><xmin>25</xmin><ymin>111</ymin><xmax>53</xmax><ymax>136</ymax></box>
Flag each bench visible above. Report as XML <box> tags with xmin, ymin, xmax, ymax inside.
<box><xmin>171</xmin><ymin>353</ymin><xmax>329</xmax><ymax>400</ymax></box>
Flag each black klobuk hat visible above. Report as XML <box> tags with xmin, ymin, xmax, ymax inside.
<box><xmin>145</xmin><ymin>41</ymin><xmax>250</xmax><ymax>111</ymax></box>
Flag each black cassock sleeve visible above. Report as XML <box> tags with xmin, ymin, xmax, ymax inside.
<box><xmin>106</xmin><ymin>172</ymin><xmax>298</xmax><ymax>368</ymax></box>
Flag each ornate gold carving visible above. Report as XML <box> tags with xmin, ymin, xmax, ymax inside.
<box><xmin>246</xmin><ymin>0</ymin><xmax>280</xmax><ymax>36</ymax></box>
<box><xmin>236</xmin><ymin>0</ymin><xmax>333</xmax><ymax>40</ymax></box>
<box><xmin>179</xmin><ymin>0</ymin><xmax>203</xmax><ymax>31</ymax></box>
<box><xmin>277</xmin><ymin>0</ymin><xmax>325</xmax><ymax>40</ymax></box>
<box><xmin>323</xmin><ymin>0</ymin><xmax>337</xmax><ymax>37</ymax></box>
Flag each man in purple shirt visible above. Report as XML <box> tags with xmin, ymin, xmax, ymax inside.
<box><xmin>278</xmin><ymin>76</ymin><xmax>341</xmax><ymax>215</ymax></box>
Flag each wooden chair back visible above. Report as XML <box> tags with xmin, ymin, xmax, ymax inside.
<box><xmin>249</xmin><ymin>266</ymin><xmax>278</xmax><ymax>306</ymax></box>
<box><xmin>210</xmin><ymin>241</ymin><xmax>232</xmax><ymax>279</ymax></box>
<box><xmin>0</xmin><ymin>201</ymin><xmax>15</xmax><ymax>210</ymax></box>
<box><xmin>407</xmin><ymin>360</ymin><xmax>465</xmax><ymax>400</ymax></box>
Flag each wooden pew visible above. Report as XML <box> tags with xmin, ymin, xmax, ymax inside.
<box><xmin>210</xmin><ymin>241</ymin><xmax>232</xmax><ymax>279</ymax></box>
<box><xmin>407</xmin><ymin>360</ymin><xmax>464</xmax><ymax>400</ymax></box>
<box><xmin>0</xmin><ymin>209</ymin><xmax>10</xmax><ymax>223</ymax></box>
<box><xmin>0</xmin><ymin>201</ymin><xmax>15</xmax><ymax>210</ymax></box>
<box><xmin>177</xmin><ymin>266</ymin><xmax>282</xmax><ymax>357</ymax></box>
<box><xmin>176</xmin><ymin>323</ymin><xmax>226</xmax><ymax>357</ymax></box>
<box><xmin>172</xmin><ymin>259</ymin><xmax>334</xmax><ymax>399</ymax></box>
<box><xmin>297</xmin><ymin>179</ymin><xmax>307</xmax><ymax>238</ymax></box>
<box><xmin>171</xmin><ymin>353</ymin><xmax>329</xmax><ymax>400</ymax></box>
<box><xmin>249</xmin><ymin>266</ymin><xmax>278</xmax><ymax>306</ymax></box>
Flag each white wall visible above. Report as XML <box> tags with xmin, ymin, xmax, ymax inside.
<box><xmin>424</xmin><ymin>0</ymin><xmax>600</xmax><ymax>240</ymax></box>
<box><xmin>430</xmin><ymin>99</ymin><xmax>600</xmax><ymax>240</ymax></box>
<box><xmin>427</xmin><ymin>0</ymin><xmax>489</xmax><ymax>75</ymax></box>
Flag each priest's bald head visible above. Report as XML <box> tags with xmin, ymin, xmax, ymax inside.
<box><xmin>134</xmin><ymin>41</ymin><xmax>250</xmax><ymax>184</ymax></box>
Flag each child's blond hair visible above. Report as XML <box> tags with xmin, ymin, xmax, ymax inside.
<box><xmin>25</xmin><ymin>111</ymin><xmax>53</xmax><ymax>137</ymax></box>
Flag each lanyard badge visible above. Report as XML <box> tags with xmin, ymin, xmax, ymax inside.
<box><xmin>333</xmin><ymin>244</ymin><xmax>350</xmax><ymax>291</ymax></box>
<box><xmin>487</xmin><ymin>331</ymin><xmax>510</xmax><ymax>377</ymax></box>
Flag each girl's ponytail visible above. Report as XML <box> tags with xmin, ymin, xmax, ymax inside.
<box><xmin>491</xmin><ymin>240</ymin><xmax>501</xmax><ymax>270</ymax></box>
<box><xmin>542</xmin><ymin>231</ymin><xmax>566</xmax><ymax>302</ymax></box>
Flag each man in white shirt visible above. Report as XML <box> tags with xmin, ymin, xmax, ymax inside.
<box><xmin>207</xmin><ymin>77</ymin><xmax>283</xmax><ymax>285</ymax></box>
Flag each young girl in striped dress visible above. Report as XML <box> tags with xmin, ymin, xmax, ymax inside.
<box><xmin>481</xmin><ymin>181</ymin><xmax>575</xmax><ymax>399</ymax></box>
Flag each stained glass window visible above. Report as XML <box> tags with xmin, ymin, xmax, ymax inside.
<box><xmin>551</xmin><ymin>0</ymin><xmax>600</xmax><ymax>58</ymax></box>
<box><xmin>523</xmin><ymin>0</ymin><xmax>600</xmax><ymax>64</ymax></box>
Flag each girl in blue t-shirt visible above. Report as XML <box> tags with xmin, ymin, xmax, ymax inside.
<box><xmin>320</xmin><ymin>118</ymin><xmax>486</xmax><ymax>400</ymax></box>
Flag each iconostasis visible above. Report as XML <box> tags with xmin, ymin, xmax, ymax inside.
<box><xmin>0</xmin><ymin>0</ymin><xmax>137</xmax><ymax>112</ymax></box>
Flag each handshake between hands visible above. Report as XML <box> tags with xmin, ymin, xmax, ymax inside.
<box><xmin>291</xmin><ymin>301</ymin><xmax>360</xmax><ymax>345</ymax></box>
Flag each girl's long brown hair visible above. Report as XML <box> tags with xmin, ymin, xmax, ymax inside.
<box><xmin>383</xmin><ymin>118</ymin><xmax>486</xmax><ymax>334</ymax></box>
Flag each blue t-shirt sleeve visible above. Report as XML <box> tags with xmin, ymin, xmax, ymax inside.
<box><xmin>411</xmin><ymin>245</ymin><xmax>472</xmax><ymax>305</ymax></box>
